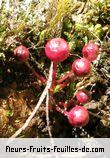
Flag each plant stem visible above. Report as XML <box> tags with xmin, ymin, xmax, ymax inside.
<box><xmin>56</xmin><ymin>74</ymin><xmax>76</xmax><ymax>91</ymax></box>
<box><xmin>25</xmin><ymin>61</ymin><xmax>46</xmax><ymax>84</ymax></box>
<box><xmin>59</xmin><ymin>98</ymin><xmax>78</xmax><ymax>108</ymax></box>
<box><xmin>57</xmin><ymin>70</ymin><xmax>73</xmax><ymax>84</ymax></box>
<box><xmin>55</xmin><ymin>105</ymin><xmax>68</xmax><ymax>116</ymax></box>
<box><xmin>51</xmin><ymin>62</ymin><xmax>58</xmax><ymax>89</ymax></box>
<box><xmin>59</xmin><ymin>82</ymin><xmax>69</xmax><ymax>89</ymax></box>
<box><xmin>10</xmin><ymin>62</ymin><xmax>53</xmax><ymax>138</ymax></box>
<box><xmin>89</xmin><ymin>111</ymin><xmax>110</xmax><ymax>123</ymax></box>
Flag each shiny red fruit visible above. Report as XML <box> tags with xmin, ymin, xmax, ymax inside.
<box><xmin>72</xmin><ymin>58</ymin><xmax>91</xmax><ymax>77</ymax></box>
<box><xmin>14</xmin><ymin>45</ymin><xmax>29</xmax><ymax>61</ymax></box>
<box><xmin>67</xmin><ymin>106</ymin><xmax>89</xmax><ymax>127</ymax></box>
<box><xmin>45</xmin><ymin>38</ymin><xmax>70</xmax><ymax>62</ymax></box>
<box><xmin>82</xmin><ymin>42</ymin><xmax>99</xmax><ymax>61</ymax></box>
<box><xmin>76</xmin><ymin>89</ymin><xmax>91</xmax><ymax>104</ymax></box>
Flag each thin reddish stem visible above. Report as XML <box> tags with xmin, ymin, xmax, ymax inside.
<box><xmin>25</xmin><ymin>61</ymin><xmax>46</xmax><ymax>84</ymax></box>
<box><xmin>51</xmin><ymin>62</ymin><xmax>58</xmax><ymax>89</ymax></box>
<box><xmin>55</xmin><ymin>105</ymin><xmax>68</xmax><ymax>116</ymax></box>
<box><xmin>32</xmin><ymin>70</ymin><xmax>46</xmax><ymax>84</ymax></box>
<box><xmin>59</xmin><ymin>101</ymin><xmax>68</xmax><ymax>108</ymax></box>
<box><xmin>57</xmin><ymin>70</ymin><xmax>73</xmax><ymax>84</ymax></box>
<box><xmin>58</xmin><ymin>98</ymin><xmax>78</xmax><ymax>108</ymax></box>
<box><xmin>59</xmin><ymin>82</ymin><xmax>69</xmax><ymax>89</ymax></box>
<box><xmin>57</xmin><ymin>75</ymin><xmax>76</xmax><ymax>90</ymax></box>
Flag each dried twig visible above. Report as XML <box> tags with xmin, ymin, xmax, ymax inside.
<box><xmin>45</xmin><ymin>61</ymin><xmax>53</xmax><ymax>138</ymax></box>
<box><xmin>46</xmin><ymin>90</ymin><xmax>52</xmax><ymax>137</ymax></box>
<box><xmin>11</xmin><ymin>62</ymin><xmax>53</xmax><ymax>138</ymax></box>
<box><xmin>89</xmin><ymin>112</ymin><xmax>110</xmax><ymax>124</ymax></box>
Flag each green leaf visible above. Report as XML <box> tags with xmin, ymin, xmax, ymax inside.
<box><xmin>6</xmin><ymin>109</ymin><xmax>13</xmax><ymax>117</ymax></box>
<box><xmin>54</xmin><ymin>85</ymin><xmax>61</xmax><ymax>94</ymax></box>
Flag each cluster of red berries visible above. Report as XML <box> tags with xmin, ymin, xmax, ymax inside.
<box><xmin>14</xmin><ymin>38</ymin><xmax>100</xmax><ymax>128</ymax></box>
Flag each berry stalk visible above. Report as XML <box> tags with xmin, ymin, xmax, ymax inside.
<box><xmin>51</xmin><ymin>62</ymin><xmax>58</xmax><ymax>89</ymax></box>
<box><xmin>57</xmin><ymin>70</ymin><xmax>73</xmax><ymax>84</ymax></box>
<box><xmin>25</xmin><ymin>61</ymin><xmax>46</xmax><ymax>84</ymax></box>
<box><xmin>55</xmin><ymin>105</ymin><xmax>89</xmax><ymax>127</ymax></box>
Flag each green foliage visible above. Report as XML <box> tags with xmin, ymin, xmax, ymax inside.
<box><xmin>48</xmin><ymin>0</ymin><xmax>72</xmax><ymax>29</ymax></box>
<box><xmin>54</xmin><ymin>85</ymin><xmax>61</xmax><ymax>94</ymax></box>
<box><xmin>0</xmin><ymin>0</ymin><xmax>109</xmax><ymax>52</ymax></box>
<box><xmin>6</xmin><ymin>108</ymin><xmax>13</xmax><ymax>117</ymax></box>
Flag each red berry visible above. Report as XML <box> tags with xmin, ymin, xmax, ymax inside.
<box><xmin>45</xmin><ymin>38</ymin><xmax>70</xmax><ymax>62</ymax></box>
<box><xmin>72</xmin><ymin>58</ymin><xmax>91</xmax><ymax>77</ymax></box>
<box><xmin>82</xmin><ymin>42</ymin><xmax>99</xmax><ymax>61</ymax></box>
<box><xmin>14</xmin><ymin>45</ymin><xmax>29</xmax><ymax>61</ymax></box>
<box><xmin>76</xmin><ymin>89</ymin><xmax>91</xmax><ymax>104</ymax></box>
<box><xmin>67</xmin><ymin>106</ymin><xmax>89</xmax><ymax>127</ymax></box>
